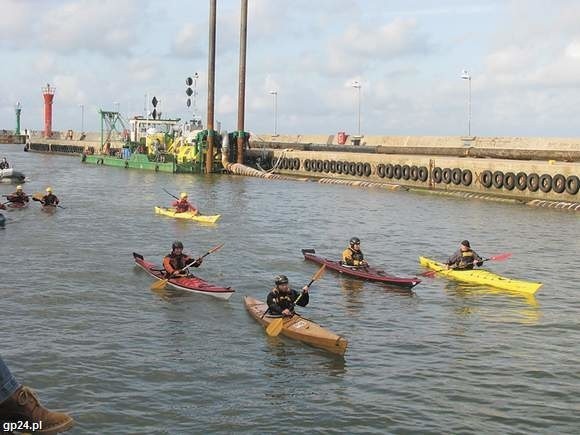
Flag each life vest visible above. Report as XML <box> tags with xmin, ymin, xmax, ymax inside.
<box><xmin>342</xmin><ymin>247</ymin><xmax>364</xmax><ymax>266</ymax></box>
<box><xmin>173</xmin><ymin>199</ymin><xmax>191</xmax><ymax>213</ymax></box>
<box><xmin>43</xmin><ymin>194</ymin><xmax>59</xmax><ymax>206</ymax></box>
<box><xmin>270</xmin><ymin>288</ymin><xmax>295</xmax><ymax>312</ymax></box>
<box><xmin>163</xmin><ymin>253</ymin><xmax>191</xmax><ymax>274</ymax></box>
<box><xmin>458</xmin><ymin>250</ymin><xmax>476</xmax><ymax>269</ymax></box>
<box><xmin>8</xmin><ymin>192</ymin><xmax>28</xmax><ymax>204</ymax></box>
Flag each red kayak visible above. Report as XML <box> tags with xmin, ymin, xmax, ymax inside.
<box><xmin>302</xmin><ymin>249</ymin><xmax>421</xmax><ymax>289</ymax></box>
<box><xmin>6</xmin><ymin>201</ymin><xmax>28</xmax><ymax>210</ymax></box>
<box><xmin>132</xmin><ymin>252</ymin><xmax>234</xmax><ymax>300</ymax></box>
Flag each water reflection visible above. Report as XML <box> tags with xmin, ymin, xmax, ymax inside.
<box><xmin>443</xmin><ymin>281</ymin><xmax>541</xmax><ymax>324</ymax></box>
<box><xmin>339</xmin><ymin>277</ymin><xmax>365</xmax><ymax>316</ymax></box>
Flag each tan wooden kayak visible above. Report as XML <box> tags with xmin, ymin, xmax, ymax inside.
<box><xmin>243</xmin><ymin>296</ymin><xmax>348</xmax><ymax>356</ymax></box>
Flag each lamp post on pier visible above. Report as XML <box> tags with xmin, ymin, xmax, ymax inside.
<box><xmin>461</xmin><ymin>70</ymin><xmax>472</xmax><ymax>136</ymax></box>
<box><xmin>352</xmin><ymin>80</ymin><xmax>361</xmax><ymax>137</ymax></box>
<box><xmin>79</xmin><ymin>104</ymin><xmax>84</xmax><ymax>132</ymax></box>
<box><xmin>269</xmin><ymin>90</ymin><xmax>278</xmax><ymax>136</ymax></box>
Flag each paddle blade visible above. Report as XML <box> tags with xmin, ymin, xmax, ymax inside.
<box><xmin>32</xmin><ymin>193</ymin><xmax>43</xmax><ymax>202</ymax></box>
<box><xmin>151</xmin><ymin>278</ymin><xmax>168</xmax><ymax>290</ymax></box>
<box><xmin>266</xmin><ymin>318</ymin><xmax>284</xmax><ymax>337</ymax></box>
<box><xmin>421</xmin><ymin>269</ymin><xmax>438</xmax><ymax>278</ymax></box>
<box><xmin>207</xmin><ymin>243</ymin><xmax>224</xmax><ymax>255</ymax></box>
<box><xmin>487</xmin><ymin>252</ymin><xmax>512</xmax><ymax>262</ymax></box>
<box><xmin>312</xmin><ymin>264</ymin><xmax>326</xmax><ymax>282</ymax></box>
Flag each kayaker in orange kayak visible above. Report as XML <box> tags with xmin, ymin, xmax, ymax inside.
<box><xmin>266</xmin><ymin>275</ymin><xmax>309</xmax><ymax>317</ymax></box>
<box><xmin>172</xmin><ymin>192</ymin><xmax>198</xmax><ymax>214</ymax></box>
<box><xmin>341</xmin><ymin>237</ymin><xmax>368</xmax><ymax>268</ymax></box>
<box><xmin>162</xmin><ymin>240</ymin><xmax>202</xmax><ymax>277</ymax></box>
<box><xmin>5</xmin><ymin>185</ymin><xmax>29</xmax><ymax>205</ymax></box>
<box><xmin>446</xmin><ymin>240</ymin><xmax>483</xmax><ymax>270</ymax></box>
<box><xmin>41</xmin><ymin>187</ymin><xmax>60</xmax><ymax>206</ymax></box>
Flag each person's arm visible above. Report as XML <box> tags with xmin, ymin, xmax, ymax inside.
<box><xmin>446</xmin><ymin>251</ymin><xmax>461</xmax><ymax>266</ymax></box>
<box><xmin>188</xmin><ymin>202</ymin><xmax>198</xmax><ymax>214</ymax></box>
<box><xmin>473</xmin><ymin>250</ymin><xmax>483</xmax><ymax>267</ymax></box>
<box><xmin>342</xmin><ymin>248</ymin><xmax>353</xmax><ymax>265</ymax></box>
<box><xmin>294</xmin><ymin>288</ymin><xmax>309</xmax><ymax>307</ymax></box>
<box><xmin>162</xmin><ymin>257</ymin><xmax>176</xmax><ymax>274</ymax></box>
<box><xmin>266</xmin><ymin>291</ymin><xmax>283</xmax><ymax>315</ymax></box>
<box><xmin>185</xmin><ymin>254</ymin><xmax>202</xmax><ymax>267</ymax></box>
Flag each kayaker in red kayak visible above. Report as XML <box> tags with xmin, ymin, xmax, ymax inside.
<box><xmin>341</xmin><ymin>237</ymin><xmax>368</xmax><ymax>268</ymax></box>
<box><xmin>5</xmin><ymin>185</ymin><xmax>29</xmax><ymax>206</ymax></box>
<box><xmin>41</xmin><ymin>187</ymin><xmax>60</xmax><ymax>206</ymax></box>
<box><xmin>446</xmin><ymin>240</ymin><xmax>483</xmax><ymax>270</ymax></box>
<box><xmin>172</xmin><ymin>192</ymin><xmax>198</xmax><ymax>214</ymax></box>
<box><xmin>266</xmin><ymin>275</ymin><xmax>309</xmax><ymax>317</ymax></box>
<box><xmin>162</xmin><ymin>240</ymin><xmax>202</xmax><ymax>277</ymax></box>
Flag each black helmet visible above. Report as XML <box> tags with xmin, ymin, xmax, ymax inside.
<box><xmin>172</xmin><ymin>240</ymin><xmax>184</xmax><ymax>250</ymax></box>
<box><xmin>274</xmin><ymin>274</ymin><xmax>289</xmax><ymax>286</ymax></box>
<box><xmin>349</xmin><ymin>237</ymin><xmax>361</xmax><ymax>246</ymax></box>
<box><xmin>461</xmin><ymin>240</ymin><xmax>471</xmax><ymax>248</ymax></box>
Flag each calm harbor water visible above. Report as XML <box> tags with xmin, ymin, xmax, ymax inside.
<box><xmin>1</xmin><ymin>147</ymin><xmax>579</xmax><ymax>434</ymax></box>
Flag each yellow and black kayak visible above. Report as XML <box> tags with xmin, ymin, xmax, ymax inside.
<box><xmin>154</xmin><ymin>206</ymin><xmax>221</xmax><ymax>224</ymax></box>
<box><xmin>419</xmin><ymin>256</ymin><xmax>542</xmax><ymax>295</ymax></box>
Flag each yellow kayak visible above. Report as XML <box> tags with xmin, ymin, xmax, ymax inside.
<box><xmin>154</xmin><ymin>206</ymin><xmax>221</xmax><ymax>224</ymax></box>
<box><xmin>419</xmin><ymin>256</ymin><xmax>542</xmax><ymax>295</ymax></box>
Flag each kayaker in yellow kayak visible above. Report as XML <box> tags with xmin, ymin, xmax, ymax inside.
<box><xmin>446</xmin><ymin>240</ymin><xmax>483</xmax><ymax>270</ymax></box>
<box><xmin>41</xmin><ymin>187</ymin><xmax>60</xmax><ymax>206</ymax></box>
<box><xmin>266</xmin><ymin>275</ymin><xmax>309</xmax><ymax>317</ymax></box>
<box><xmin>162</xmin><ymin>240</ymin><xmax>202</xmax><ymax>277</ymax></box>
<box><xmin>172</xmin><ymin>192</ymin><xmax>198</xmax><ymax>214</ymax></box>
<box><xmin>5</xmin><ymin>185</ymin><xmax>29</xmax><ymax>206</ymax></box>
<box><xmin>341</xmin><ymin>237</ymin><xmax>368</xmax><ymax>268</ymax></box>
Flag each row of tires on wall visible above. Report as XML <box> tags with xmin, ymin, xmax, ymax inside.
<box><xmin>277</xmin><ymin>156</ymin><xmax>579</xmax><ymax>195</ymax></box>
<box><xmin>478</xmin><ymin>170</ymin><xmax>579</xmax><ymax>195</ymax></box>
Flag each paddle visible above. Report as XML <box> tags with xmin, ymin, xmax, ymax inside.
<box><xmin>266</xmin><ymin>264</ymin><xmax>326</xmax><ymax>337</ymax></box>
<box><xmin>31</xmin><ymin>192</ymin><xmax>66</xmax><ymax>209</ymax></box>
<box><xmin>421</xmin><ymin>252</ymin><xmax>512</xmax><ymax>278</ymax></box>
<box><xmin>150</xmin><ymin>243</ymin><xmax>224</xmax><ymax>290</ymax></box>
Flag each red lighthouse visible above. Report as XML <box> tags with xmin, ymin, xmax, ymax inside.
<box><xmin>42</xmin><ymin>83</ymin><xmax>55</xmax><ymax>138</ymax></box>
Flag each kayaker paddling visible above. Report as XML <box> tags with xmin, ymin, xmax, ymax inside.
<box><xmin>341</xmin><ymin>237</ymin><xmax>368</xmax><ymax>268</ymax></box>
<box><xmin>172</xmin><ymin>192</ymin><xmax>198</xmax><ymax>214</ymax></box>
<box><xmin>0</xmin><ymin>157</ymin><xmax>9</xmax><ymax>169</ymax></box>
<box><xmin>446</xmin><ymin>240</ymin><xmax>483</xmax><ymax>270</ymax></box>
<box><xmin>162</xmin><ymin>240</ymin><xmax>202</xmax><ymax>278</ymax></box>
<box><xmin>41</xmin><ymin>187</ymin><xmax>60</xmax><ymax>207</ymax></box>
<box><xmin>5</xmin><ymin>185</ymin><xmax>29</xmax><ymax>206</ymax></box>
<box><xmin>266</xmin><ymin>275</ymin><xmax>309</xmax><ymax>317</ymax></box>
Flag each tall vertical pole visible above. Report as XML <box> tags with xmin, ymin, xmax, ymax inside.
<box><xmin>206</xmin><ymin>0</ymin><xmax>217</xmax><ymax>173</ymax></box>
<box><xmin>461</xmin><ymin>70</ymin><xmax>472</xmax><ymax>136</ymax></box>
<box><xmin>15</xmin><ymin>102</ymin><xmax>22</xmax><ymax>135</ymax></box>
<box><xmin>357</xmin><ymin>85</ymin><xmax>361</xmax><ymax>136</ymax></box>
<box><xmin>269</xmin><ymin>91</ymin><xmax>278</xmax><ymax>136</ymax></box>
<box><xmin>42</xmin><ymin>84</ymin><xmax>55</xmax><ymax>138</ymax></box>
<box><xmin>236</xmin><ymin>0</ymin><xmax>248</xmax><ymax>164</ymax></box>
<box><xmin>80</xmin><ymin>104</ymin><xmax>84</xmax><ymax>132</ymax></box>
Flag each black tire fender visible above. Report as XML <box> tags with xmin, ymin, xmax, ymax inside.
<box><xmin>492</xmin><ymin>171</ymin><xmax>504</xmax><ymax>188</ymax></box>
<box><xmin>363</xmin><ymin>162</ymin><xmax>371</xmax><ymax>177</ymax></box>
<box><xmin>480</xmin><ymin>170</ymin><xmax>493</xmax><ymax>188</ymax></box>
<box><xmin>323</xmin><ymin>160</ymin><xmax>330</xmax><ymax>173</ymax></box>
<box><xmin>393</xmin><ymin>164</ymin><xmax>402</xmax><ymax>179</ymax></box>
<box><xmin>539</xmin><ymin>174</ymin><xmax>552</xmax><ymax>193</ymax></box>
<box><xmin>527</xmin><ymin>173</ymin><xmax>540</xmax><ymax>192</ymax></box>
<box><xmin>377</xmin><ymin>164</ymin><xmax>386</xmax><ymax>178</ymax></box>
<box><xmin>349</xmin><ymin>162</ymin><xmax>357</xmax><ymax>176</ymax></box>
<box><xmin>442</xmin><ymin>168</ymin><xmax>452</xmax><ymax>184</ymax></box>
<box><xmin>418</xmin><ymin>166</ymin><xmax>429</xmax><ymax>182</ymax></box>
<box><xmin>433</xmin><ymin>167</ymin><xmax>443</xmax><ymax>183</ymax></box>
<box><xmin>401</xmin><ymin>164</ymin><xmax>411</xmax><ymax>180</ymax></box>
<box><xmin>565</xmin><ymin>175</ymin><xmax>579</xmax><ymax>195</ymax></box>
<box><xmin>410</xmin><ymin>166</ymin><xmax>419</xmax><ymax>181</ymax></box>
<box><xmin>385</xmin><ymin>163</ymin><xmax>394</xmax><ymax>178</ymax></box>
<box><xmin>515</xmin><ymin>172</ymin><xmax>527</xmax><ymax>191</ymax></box>
<box><xmin>552</xmin><ymin>174</ymin><xmax>566</xmax><ymax>194</ymax></box>
<box><xmin>451</xmin><ymin>168</ymin><xmax>462</xmax><ymax>185</ymax></box>
<box><xmin>503</xmin><ymin>172</ymin><xmax>516</xmax><ymax>190</ymax></box>
<box><xmin>461</xmin><ymin>169</ymin><xmax>472</xmax><ymax>186</ymax></box>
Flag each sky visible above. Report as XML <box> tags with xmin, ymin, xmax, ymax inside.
<box><xmin>1</xmin><ymin>0</ymin><xmax>580</xmax><ymax>138</ymax></box>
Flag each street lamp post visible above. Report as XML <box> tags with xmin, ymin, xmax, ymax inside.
<box><xmin>269</xmin><ymin>90</ymin><xmax>278</xmax><ymax>136</ymax></box>
<box><xmin>79</xmin><ymin>104</ymin><xmax>84</xmax><ymax>132</ymax></box>
<box><xmin>352</xmin><ymin>81</ymin><xmax>361</xmax><ymax>137</ymax></box>
<box><xmin>461</xmin><ymin>70</ymin><xmax>472</xmax><ymax>136</ymax></box>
